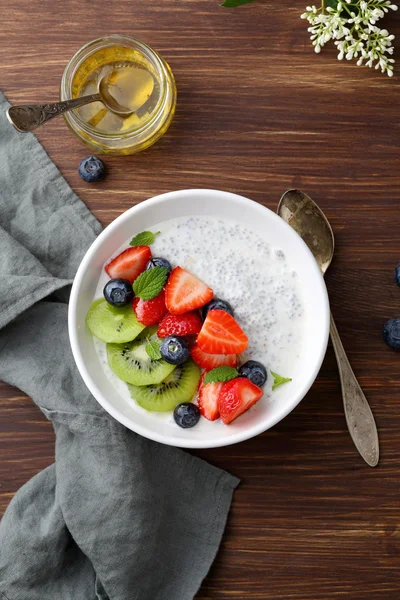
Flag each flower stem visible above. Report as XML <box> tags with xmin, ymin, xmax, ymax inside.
<box><xmin>342</xmin><ymin>2</ymin><xmax>355</xmax><ymax>17</ymax></box>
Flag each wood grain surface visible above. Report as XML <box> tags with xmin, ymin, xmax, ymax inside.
<box><xmin>1</xmin><ymin>1</ymin><xmax>400</xmax><ymax>598</ymax></box>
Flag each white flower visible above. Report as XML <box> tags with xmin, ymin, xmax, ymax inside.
<box><xmin>301</xmin><ymin>0</ymin><xmax>397</xmax><ymax>76</ymax></box>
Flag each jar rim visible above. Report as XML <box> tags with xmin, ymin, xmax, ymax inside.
<box><xmin>61</xmin><ymin>34</ymin><xmax>168</xmax><ymax>140</ymax></box>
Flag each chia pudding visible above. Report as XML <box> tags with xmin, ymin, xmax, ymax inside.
<box><xmin>93</xmin><ymin>215</ymin><xmax>305</xmax><ymax>414</ymax></box>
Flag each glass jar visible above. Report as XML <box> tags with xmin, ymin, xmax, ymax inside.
<box><xmin>60</xmin><ymin>35</ymin><xmax>177</xmax><ymax>155</ymax></box>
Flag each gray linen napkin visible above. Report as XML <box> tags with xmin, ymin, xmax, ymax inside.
<box><xmin>0</xmin><ymin>91</ymin><xmax>239</xmax><ymax>600</ymax></box>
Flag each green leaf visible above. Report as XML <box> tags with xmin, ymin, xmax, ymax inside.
<box><xmin>129</xmin><ymin>231</ymin><xmax>160</xmax><ymax>247</ymax></box>
<box><xmin>221</xmin><ymin>0</ymin><xmax>257</xmax><ymax>7</ymax></box>
<box><xmin>325</xmin><ymin>0</ymin><xmax>358</xmax><ymax>14</ymax></box>
<box><xmin>133</xmin><ymin>266</ymin><xmax>168</xmax><ymax>300</ymax></box>
<box><xmin>146</xmin><ymin>341</ymin><xmax>162</xmax><ymax>361</ymax></box>
<box><xmin>271</xmin><ymin>371</ymin><xmax>292</xmax><ymax>391</ymax></box>
<box><xmin>204</xmin><ymin>366</ymin><xmax>239</xmax><ymax>385</ymax></box>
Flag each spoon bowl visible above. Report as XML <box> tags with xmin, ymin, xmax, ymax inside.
<box><xmin>97</xmin><ymin>69</ymin><xmax>143</xmax><ymax>117</ymax></box>
<box><xmin>277</xmin><ymin>189</ymin><xmax>334</xmax><ymax>275</ymax></box>
<box><xmin>99</xmin><ymin>66</ymin><xmax>154</xmax><ymax>115</ymax></box>
<box><xmin>97</xmin><ymin>72</ymin><xmax>134</xmax><ymax>116</ymax></box>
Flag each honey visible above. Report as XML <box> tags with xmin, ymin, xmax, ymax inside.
<box><xmin>61</xmin><ymin>36</ymin><xmax>177</xmax><ymax>155</ymax></box>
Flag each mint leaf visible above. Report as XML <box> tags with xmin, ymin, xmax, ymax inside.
<box><xmin>133</xmin><ymin>266</ymin><xmax>168</xmax><ymax>300</ymax></box>
<box><xmin>221</xmin><ymin>0</ymin><xmax>257</xmax><ymax>6</ymax></box>
<box><xmin>204</xmin><ymin>367</ymin><xmax>239</xmax><ymax>385</ymax></box>
<box><xmin>271</xmin><ymin>371</ymin><xmax>292</xmax><ymax>391</ymax></box>
<box><xmin>146</xmin><ymin>341</ymin><xmax>162</xmax><ymax>361</ymax></box>
<box><xmin>129</xmin><ymin>231</ymin><xmax>160</xmax><ymax>247</ymax></box>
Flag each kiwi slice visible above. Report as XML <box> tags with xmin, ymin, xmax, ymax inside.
<box><xmin>86</xmin><ymin>298</ymin><xmax>145</xmax><ymax>344</ymax></box>
<box><xmin>128</xmin><ymin>359</ymin><xmax>201</xmax><ymax>412</ymax></box>
<box><xmin>107</xmin><ymin>327</ymin><xmax>176</xmax><ymax>386</ymax></box>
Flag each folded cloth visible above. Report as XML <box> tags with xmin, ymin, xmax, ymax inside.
<box><xmin>0</xmin><ymin>92</ymin><xmax>239</xmax><ymax>600</ymax></box>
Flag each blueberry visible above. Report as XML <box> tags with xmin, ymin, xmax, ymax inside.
<box><xmin>173</xmin><ymin>403</ymin><xmax>200</xmax><ymax>428</ymax></box>
<box><xmin>394</xmin><ymin>264</ymin><xmax>400</xmax><ymax>287</ymax></box>
<box><xmin>202</xmin><ymin>298</ymin><xmax>234</xmax><ymax>320</ymax></box>
<box><xmin>160</xmin><ymin>336</ymin><xmax>189</xmax><ymax>365</ymax></box>
<box><xmin>103</xmin><ymin>278</ymin><xmax>134</xmax><ymax>307</ymax></box>
<box><xmin>239</xmin><ymin>360</ymin><xmax>267</xmax><ymax>387</ymax></box>
<box><xmin>383</xmin><ymin>318</ymin><xmax>400</xmax><ymax>350</ymax></box>
<box><xmin>146</xmin><ymin>257</ymin><xmax>172</xmax><ymax>274</ymax></box>
<box><xmin>78</xmin><ymin>156</ymin><xmax>105</xmax><ymax>182</ymax></box>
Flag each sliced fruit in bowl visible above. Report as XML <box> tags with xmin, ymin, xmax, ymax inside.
<box><xmin>133</xmin><ymin>290</ymin><xmax>167</xmax><ymax>326</ymax></box>
<box><xmin>190</xmin><ymin>344</ymin><xmax>237</xmax><ymax>370</ymax></box>
<box><xmin>197</xmin><ymin>310</ymin><xmax>248</xmax><ymax>354</ymax></box>
<box><xmin>158</xmin><ymin>311</ymin><xmax>203</xmax><ymax>338</ymax></box>
<box><xmin>106</xmin><ymin>327</ymin><xmax>175</xmax><ymax>386</ymax></box>
<box><xmin>165</xmin><ymin>266</ymin><xmax>213</xmax><ymax>315</ymax></box>
<box><xmin>197</xmin><ymin>375</ymin><xmax>222</xmax><ymax>421</ymax></box>
<box><xmin>128</xmin><ymin>360</ymin><xmax>201</xmax><ymax>412</ymax></box>
<box><xmin>106</xmin><ymin>246</ymin><xmax>152</xmax><ymax>283</ymax></box>
<box><xmin>219</xmin><ymin>378</ymin><xmax>264</xmax><ymax>425</ymax></box>
<box><xmin>86</xmin><ymin>298</ymin><xmax>145</xmax><ymax>344</ymax></box>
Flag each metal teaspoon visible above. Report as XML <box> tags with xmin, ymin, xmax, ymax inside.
<box><xmin>277</xmin><ymin>189</ymin><xmax>379</xmax><ymax>467</ymax></box>
<box><xmin>6</xmin><ymin>70</ymin><xmax>135</xmax><ymax>133</ymax></box>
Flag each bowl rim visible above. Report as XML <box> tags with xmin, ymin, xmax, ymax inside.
<box><xmin>68</xmin><ymin>189</ymin><xmax>330</xmax><ymax>448</ymax></box>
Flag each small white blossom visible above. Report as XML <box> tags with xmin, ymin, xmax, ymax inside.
<box><xmin>301</xmin><ymin>0</ymin><xmax>397</xmax><ymax>76</ymax></box>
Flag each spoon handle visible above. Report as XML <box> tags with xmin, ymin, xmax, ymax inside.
<box><xmin>6</xmin><ymin>94</ymin><xmax>101</xmax><ymax>133</ymax></box>
<box><xmin>329</xmin><ymin>313</ymin><xmax>379</xmax><ymax>467</ymax></box>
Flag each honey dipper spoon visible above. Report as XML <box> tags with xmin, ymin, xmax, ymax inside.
<box><xmin>278</xmin><ymin>189</ymin><xmax>379</xmax><ymax>467</ymax></box>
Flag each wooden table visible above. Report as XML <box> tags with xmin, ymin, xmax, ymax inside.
<box><xmin>1</xmin><ymin>1</ymin><xmax>400</xmax><ymax>598</ymax></box>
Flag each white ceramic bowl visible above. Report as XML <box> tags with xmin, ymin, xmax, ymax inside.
<box><xmin>69</xmin><ymin>189</ymin><xmax>329</xmax><ymax>448</ymax></box>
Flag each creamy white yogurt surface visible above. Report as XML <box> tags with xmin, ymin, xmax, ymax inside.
<box><xmin>94</xmin><ymin>215</ymin><xmax>306</xmax><ymax>419</ymax></box>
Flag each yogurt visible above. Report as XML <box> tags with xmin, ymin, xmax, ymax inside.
<box><xmin>94</xmin><ymin>215</ymin><xmax>305</xmax><ymax>412</ymax></box>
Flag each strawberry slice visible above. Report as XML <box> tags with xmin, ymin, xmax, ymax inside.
<box><xmin>133</xmin><ymin>290</ymin><xmax>167</xmax><ymax>326</ymax></box>
<box><xmin>219</xmin><ymin>378</ymin><xmax>263</xmax><ymax>424</ymax></box>
<box><xmin>165</xmin><ymin>267</ymin><xmax>213</xmax><ymax>315</ymax></box>
<box><xmin>197</xmin><ymin>310</ymin><xmax>248</xmax><ymax>355</ymax></box>
<box><xmin>190</xmin><ymin>343</ymin><xmax>237</xmax><ymax>370</ymax></box>
<box><xmin>105</xmin><ymin>246</ymin><xmax>152</xmax><ymax>283</ymax></box>
<box><xmin>158</xmin><ymin>311</ymin><xmax>203</xmax><ymax>338</ymax></box>
<box><xmin>197</xmin><ymin>375</ymin><xmax>222</xmax><ymax>421</ymax></box>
